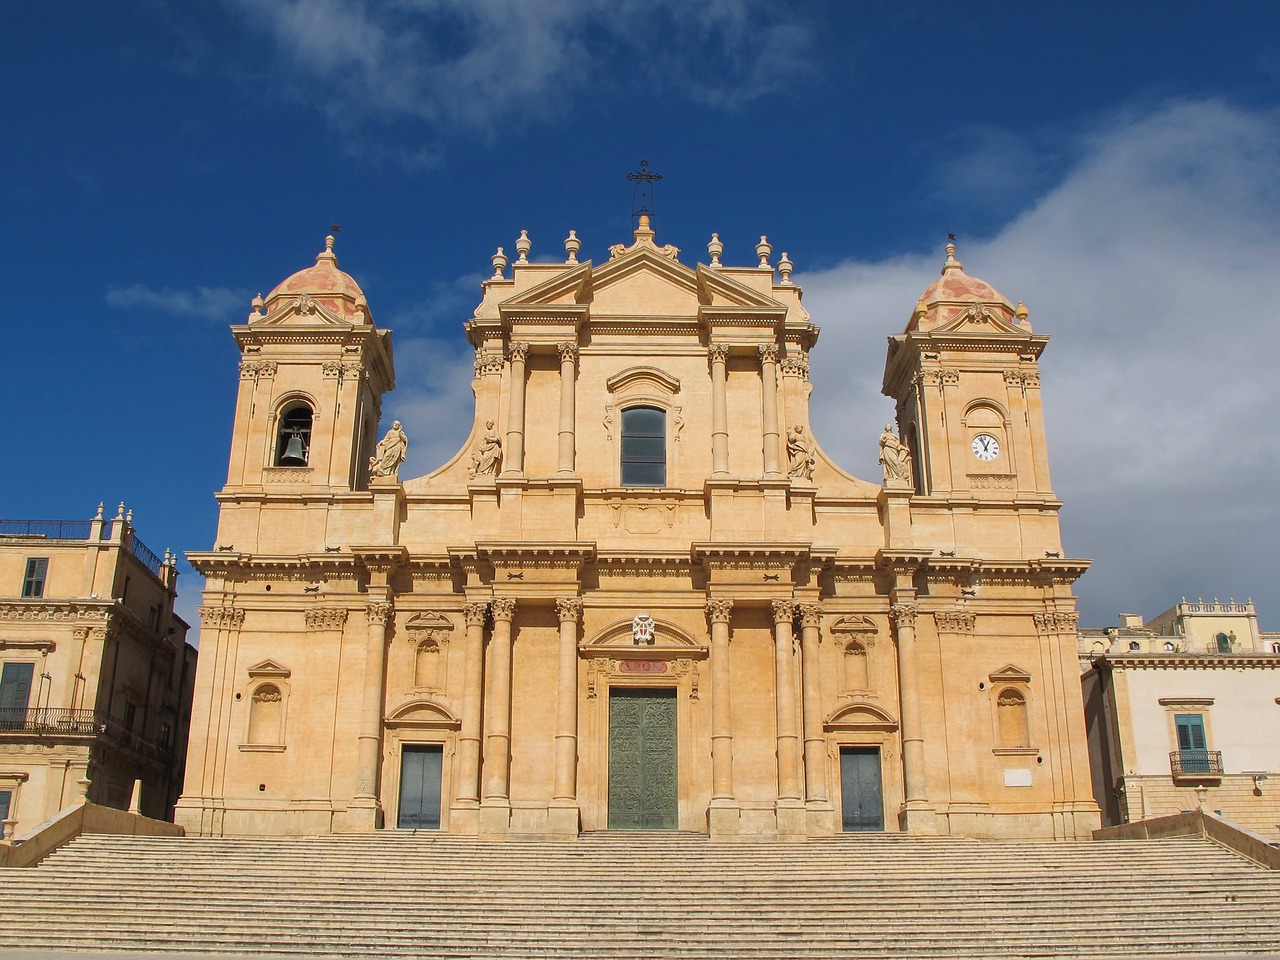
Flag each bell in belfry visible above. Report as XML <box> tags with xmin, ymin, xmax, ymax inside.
<box><xmin>280</xmin><ymin>431</ymin><xmax>307</xmax><ymax>466</ymax></box>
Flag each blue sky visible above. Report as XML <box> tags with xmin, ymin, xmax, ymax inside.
<box><xmin>4</xmin><ymin>1</ymin><xmax>1280</xmax><ymax>634</ymax></box>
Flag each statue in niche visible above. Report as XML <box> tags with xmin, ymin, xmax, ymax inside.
<box><xmin>368</xmin><ymin>420</ymin><xmax>408</xmax><ymax>480</ymax></box>
<box><xmin>469</xmin><ymin>420</ymin><xmax>503</xmax><ymax>478</ymax></box>
<box><xmin>632</xmin><ymin>612</ymin><xmax>656</xmax><ymax>645</ymax></box>
<box><xmin>878</xmin><ymin>423</ymin><xmax>913</xmax><ymax>487</ymax></box>
<box><xmin>786</xmin><ymin>425</ymin><xmax>817</xmax><ymax>480</ymax></box>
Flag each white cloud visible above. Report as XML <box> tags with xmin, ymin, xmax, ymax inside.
<box><xmin>106</xmin><ymin>283</ymin><xmax>249</xmax><ymax>321</ymax></box>
<box><xmin>799</xmin><ymin>99</ymin><xmax>1280</xmax><ymax>627</ymax></box>
<box><xmin>227</xmin><ymin>0</ymin><xmax>814</xmax><ymax>140</ymax></box>
<box><xmin>380</xmin><ymin>335</ymin><xmax>479</xmax><ymax>478</ymax></box>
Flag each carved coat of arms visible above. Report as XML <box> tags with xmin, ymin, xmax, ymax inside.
<box><xmin>631</xmin><ymin>612</ymin><xmax>656</xmax><ymax>645</ymax></box>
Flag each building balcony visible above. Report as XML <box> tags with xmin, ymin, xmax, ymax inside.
<box><xmin>1169</xmin><ymin>749</ymin><xmax>1224</xmax><ymax>779</ymax></box>
<box><xmin>0</xmin><ymin>707</ymin><xmax>171</xmax><ymax>763</ymax></box>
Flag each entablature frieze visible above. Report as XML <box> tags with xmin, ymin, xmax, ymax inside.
<box><xmin>0</xmin><ymin>600</ymin><xmax>113</xmax><ymax>624</ymax></box>
<box><xmin>1099</xmin><ymin>654</ymin><xmax>1280</xmax><ymax>671</ymax></box>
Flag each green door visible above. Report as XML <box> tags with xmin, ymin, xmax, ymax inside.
<box><xmin>840</xmin><ymin>747</ymin><xmax>884</xmax><ymax>832</ymax></box>
<box><xmin>397</xmin><ymin>744</ymin><xmax>442</xmax><ymax>829</ymax></box>
<box><xmin>608</xmin><ymin>688</ymin><xmax>677</xmax><ymax>829</ymax></box>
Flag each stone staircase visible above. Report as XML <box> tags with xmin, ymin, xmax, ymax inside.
<box><xmin>3</xmin><ymin>832</ymin><xmax>1280</xmax><ymax>959</ymax></box>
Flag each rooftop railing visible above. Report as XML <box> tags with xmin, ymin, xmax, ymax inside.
<box><xmin>127</xmin><ymin>533</ymin><xmax>164</xmax><ymax>577</ymax></box>
<box><xmin>0</xmin><ymin>519</ymin><xmax>93</xmax><ymax>540</ymax></box>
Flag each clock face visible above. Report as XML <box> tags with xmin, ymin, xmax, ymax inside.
<box><xmin>971</xmin><ymin>434</ymin><xmax>1000</xmax><ymax>461</ymax></box>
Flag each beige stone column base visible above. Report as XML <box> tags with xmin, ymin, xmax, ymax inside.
<box><xmin>707</xmin><ymin>801</ymin><xmax>741</xmax><ymax>839</ymax></box>
<box><xmin>448</xmin><ymin>802</ymin><xmax>480</xmax><ymax>836</ymax></box>
<box><xmin>774</xmin><ymin>799</ymin><xmax>808</xmax><ymax>839</ymax></box>
<box><xmin>900</xmin><ymin>802</ymin><xmax>939</xmax><ymax>835</ymax></box>
<box><xmin>345</xmin><ymin>799</ymin><xmax>383</xmax><ymax>832</ymax></box>
<box><xmin>546</xmin><ymin>802</ymin><xmax>581</xmax><ymax>837</ymax></box>
<box><xmin>478</xmin><ymin>803</ymin><xmax>511</xmax><ymax>838</ymax></box>
<box><xmin>805</xmin><ymin>802</ymin><xmax>836</xmax><ymax>837</ymax></box>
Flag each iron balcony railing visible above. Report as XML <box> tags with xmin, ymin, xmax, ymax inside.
<box><xmin>0</xmin><ymin>707</ymin><xmax>170</xmax><ymax>761</ymax></box>
<box><xmin>127</xmin><ymin>533</ymin><xmax>164</xmax><ymax>577</ymax></box>
<box><xmin>0</xmin><ymin>519</ymin><xmax>93</xmax><ymax>540</ymax></box>
<box><xmin>1170</xmin><ymin>749</ymin><xmax>1224</xmax><ymax>777</ymax></box>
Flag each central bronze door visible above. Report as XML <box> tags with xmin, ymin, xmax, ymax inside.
<box><xmin>608</xmin><ymin>688</ymin><xmax>677</xmax><ymax>829</ymax></box>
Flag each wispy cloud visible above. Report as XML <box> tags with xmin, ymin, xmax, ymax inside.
<box><xmin>106</xmin><ymin>283</ymin><xmax>249</xmax><ymax>321</ymax></box>
<box><xmin>226</xmin><ymin>0</ymin><xmax>815</xmax><ymax>144</ymax></box>
<box><xmin>800</xmin><ymin>98</ymin><xmax>1280</xmax><ymax>625</ymax></box>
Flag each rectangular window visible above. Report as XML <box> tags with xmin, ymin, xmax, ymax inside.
<box><xmin>1175</xmin><ymin>713</ymin><xmax>1207</xmax><ymax>751</ymax></box>
<box><xmin>620</xmin><ymin>406</ymin><xmax>666</xmax><ymax>486</ymax></box>
<box><xmin>0</xmin><ymin>789</ymin><xmax>11</xmax><ymax>825</ymax></box>
<box><xmin>0</xmin><ymin>662</ymin><xmax>35</xmax><ymax>729</ymax></box>
<box><xmin>21</xmin><ymin>558</ymin><xmax>47</xmax><ymax>598</ymax></box>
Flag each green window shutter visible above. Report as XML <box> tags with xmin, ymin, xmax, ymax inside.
<box><xmin>1175</xmin><ymin>713</ymin><xmax>1206</xmax><ymax>751</ymax></box>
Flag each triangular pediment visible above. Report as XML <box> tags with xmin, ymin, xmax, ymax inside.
<box><xmin>989</xmin><ymin>663</ymin><xmax>1032</xmax><ymax>684</ymax></box>
<box><xmin>247</xmin><ymin>659</ymin><xmax>291</xmax><ymax>678</ymax></box>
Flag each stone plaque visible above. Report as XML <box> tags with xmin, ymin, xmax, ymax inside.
<box><xmin>618</xmin><ymin>660</ymin><xmax>667</xmax><ymax>674</ymax></box>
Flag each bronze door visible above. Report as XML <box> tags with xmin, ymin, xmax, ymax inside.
<box><xmin>608</xmin><ymin>688</ymin><xmax>677</xmax><ymax>829</ymax></box>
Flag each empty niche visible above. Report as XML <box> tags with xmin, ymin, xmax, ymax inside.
<box><xmin>996</xmin><ymin>688</ymin><xmax>1029</xmax><ymax>749</ymax></box>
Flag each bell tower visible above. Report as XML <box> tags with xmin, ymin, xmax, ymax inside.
<box><xmin>219</xmin><ymin>237</ymin><xmax>395</xmax><ymax>547</ymax></box>
<box><xmin>882</xmin><ymin>241</ymin><xmax>1060</xmax><ymax>550</ymax></box>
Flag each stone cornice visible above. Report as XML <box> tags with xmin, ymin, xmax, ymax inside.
<box><xmin>0</xmin><ymin>599</ymin><xmax>114</xmax><ymax>623</ymax></box>
<box><xmin>1099</xmin><ymin>654</ymin><xmax>1280</xmax><ymax>671</ymax></box>
<box><xmin>187</xmin><ymin>552</ymin><xmax>360</xmax><ymax>579</ymax></box>
<box><xmin>691</xmin><ymin>542</ymin><xmax>812</xmax><ymax>566</ymax></box>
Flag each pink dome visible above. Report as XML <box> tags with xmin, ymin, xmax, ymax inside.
<box><xmin>265</xmin><ymin>236</ymin><xmax>367</xmax><ymax>305</ymax></box>
<box><xmin>907</xmin><ymin>241</ymin><xmax>1015</xmax><ymax>332</ymax></box>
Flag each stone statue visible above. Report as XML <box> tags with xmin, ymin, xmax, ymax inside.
<box><xmin>879</xmin><ymin>423</ymin><xmax>913</xmax><ymax>487</ymax></box>
<box><xmin>369</xmin><ymin>420</ymin><xmax>408</xmax><ymax>481</ymax></box>
<box><xmin>786</xmin><ymin>425</ymin><xmax>817</xmax><ymax>480</ymax></box>
<box><xmin>469</xmin><ymin>420</ymin><xmax>503</xmax><ymax>478</ymax></box>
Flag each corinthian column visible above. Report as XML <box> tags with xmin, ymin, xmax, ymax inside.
<box><xmin>890</xmin><ymin>600</ymin><xmax>934</xmax><ymax>831</ymax></box>
<box><xmin>759</xmin><ymin>344</ymin><xmax>782</xmax><ymax>479</ymax></box>
<box><xmin>706</xmin><ymin>598</ymin><xmax>735</xmax><ymax>800</ymax></box>
<box><xmin>772</xmin><ymin>599</ymin><xmax>802</xmax><ymax>802</ymax></box>
<box><xmin>454</xmin><ymin>600</ymin><xmax>489</xmax><ymax>806</ymax></box>
<box><xmin>797</xmin><ymin>603</ymin><xmax>828</xmax><ymax>803</ymax></box>
<box><xmin>553</xmin><ymin>598</ymin><xmax>583</xmax><ymax>803</ymax></box>
<box><xmin>483</xmin><ymin>597</ymin><xmax>516</xmax><ymax>802</ymax></box>
<box><xmin>501</xmin><ymin>343</ymin><xmax>529</xmax><ymax>478</ymax></box>
<box><xmin>709</xmin><ymin>345</ymin><xmax>730</xmax><ymax>477</ymax></box>
<box><xmin>556</xmin><ymin>342</ymin><xmax>578</xmax><ymax>476</ymax></box>
<box><xmin>354</xmin><ymin>600</ymin><xmax>392</xmax><ymax>804</ymax></box>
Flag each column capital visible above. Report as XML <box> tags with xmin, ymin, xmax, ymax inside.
<box><xmin>889</xmin><ymin>602</ymin><xmax>918</xmax><ymax>628</ymax></box>
<box><xmin>770</xmin><ymin>598</ymin><xmax>796</xmax><ymax>625</ymax></box>
<box><xmin>491</xmin><ymin>597</ymin><xmax>517</xmax><ymax>622</ymax></box>
<box><xmin>557</xmin><ymin>342</ymin><xmax>579</xmax><ymax>365</ymax></box>
<box><xmin>474</xmin><ymin>351</ymin><xmax>505</xmax><ymax>377</ymax></box>
<box><xmin>555</xmin><ymin>597</ymin><xmax>583</xmax><ymax>623</ymax></box>
<box><xmin>796</xmin><ymin>602</ymin><xmax>822</xmax><ymax>629</ymax></box>
<box><xmin>366</xmin><ymin>601</ymin><xmax>392</xmax><ymax>626</ymax></box>
<box><xmin>507</xmin><ymin>341</ymin><xmax>530</xmax><ymax>363</ymax></box>
<box><xmin>705</xmin><ymin>597</ymin><xmax>734</xmax><ymax>624</ymax></box>
<box><xmin>464</xmin><ymin>600</ymin><xmax>489</xmax><ymax>626</ymax></box>
<box><xmin>708</xmin><ymin>344</ymin><xmax>729</xmax><ymax>364</ymax></box>
<box><xmin>758</xmin><ymin>343</ymin><xmax>780</xmax><ymax>364</ymax></box>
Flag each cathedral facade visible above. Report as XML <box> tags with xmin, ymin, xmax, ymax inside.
<box><xmin>177</xmin><ymin>218</ymin><xmax>1099</xmax><ymax>839</ymax></box>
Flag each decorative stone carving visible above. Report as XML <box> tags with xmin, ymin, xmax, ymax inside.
<box><xmin>889</xmin><ymin>603</ymin><xmax>918</xmax><ymax>629</ymax></box>
<box><xmin>304</xmin><ymin>608</ymin><xmax>348</xmax><ymax>630</ymax></box>
<box><xmin>797</xmin><ymin>603</ymin><xmax>823</xmax><ymax>630</ymax></box>
<box><xmin>934</xmin><ymin>611</ymin><xmax>976</xmax><ymax>634</ymax></box>
<box><xmin>253</xmin><ymin>687</ymin><xmax>283</xmax><ymax>703</ymax></box>
<box><xmin>404</xmin><ymin>611</ymin><xmax>455</xmax><ymax>643</ymax></box>
<box><xmin>968</xmin><ymin>474</ymin><xmax>1016</xmax><ymax>490</ymax></box>
<box><xmin>770</xmin><ymin>599</ymin><xmax>796</xmax><ymax>624</ymax></box>
<box><xmin>469</xmin><ymin>421</ymin><xmax>503</xmax><ymax>478</ymax></box>
<box><xmin>322</xmin><ymin>360</ymin><xmax>343</xmax><ymax>378</ymax></box>
<box><xmin>705</xmin><ymin>598</ymin><xmax>734</xmax><ymax>624</ymax></box>
<box><xmin>1034</xmin><ymin>612</ymin><xmax>1080</xmax><ymax>634</ymax></box>
<box><xmin>786</xmin><ymin>425</ymin><xmax>817</xmax><ymax>480</ymax></box>
<box><xmin>758</xmin><ymin>344</ymin><xmax>780</xmax><ymax>365</ymax></box>
<box><xmin>491</xmin><ymin>597</ymin><xmax>517</xmax><ymax>622</ymax></box>
<box><xmin>507</xmin><ymin>342</ymin><xmax>529</xmax><ymax>363</ymax></box>
<box><xmin>368</xmin><ymin>421</ymin><xmax>408</xmax><ymax>481</ymax></box>
<box><xmin>780</xmin><ymin>356</ymin><xmax>810</xmax><ymax>380</ymax></box>
<box><xmin>556</xmin><ymin>598</ymin><xmax>583</xmax><ymax>623</ymax></box>
<box><xmin>474</xmin><ymin>352</ymin><xmax>505</xmax><ymax>377</ymax></box>
<box><xmin>631</xmin><ymin>612</ymin><xmax>656</xmax><ymax>645</ymax></box>
<box><xmin>557</xmin><ymin>342</ymin><xmax>579</xmax><ymax>365</ymax></box>
<box><xmin>707</xmin><ymin>344</ymin><xmax>729</xmax><ymax>365</ymax></box>
<box><xmin>366</xmin><ymin>602</ymin><xmax>392</xmax><ymax>626</ymax></box>
<box><xmin>941</xmin><ymin>370</ymin><xmax>961</xmax><ymax>384</ymax></box>
<box><xmin>295</xmin><ymin>293</ymin><xmax>317</xmax><ymax>315</ymax></box>
<box><xmin>962</xmin><ymin>303</ymin><xmax>995</xmax><ymax>324</ymax></box>
<box><xmin>879</xmin><ymin>424</ymin><xmax>913</xmax><ymax>487</ymax></box>
<box><xmin>341</xmin><ymin>361</ymin><xmax>364</xmax><ymax>380</ymax></box>
<box><xmin>463</xmin><ymin>601</ymin><xmax>489</xmax><ymax>626</ymax></box>
<box><xmin>198</xmin><ymin>606</ymin><xmax>246</xmax><ymax>629</ymax></box>
<box><xmin>239</xmin><ymin>360</ymin><xmax>278</xmax><ymax>380</ymax></box>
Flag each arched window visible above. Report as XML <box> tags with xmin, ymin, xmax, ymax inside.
<box><xmin>997</xmin><ymin>688</ymin><xmax>1029</xmax><ymax>749</ymax></box>
<box><xmin>1163</xmin><ymin>642</ymin><xmax>1175</xmax><ymax>652</ymax></box>
<box><xmin>247</xmin><ymin>683</ymin><xmax>284</xmax><ymax>745</ymax></box>
<box><xmin>1215</xmin><ymin>632</ymin><xmax>1232</xmax><ymax>654</ymax></box>
<box><xmin>275</xmin><ymin>403</ymin><xmax>313</xmax><ymax>466</ymax></box>
<box><xmin>1128</xmin><ymin>641</ymin><xmax>1141</xmax><ymax>652</ymax></box>
<box><xmin>1270</xmin><ymin>642</ymin><xmax>1280</xmax><ymax>655</ymax></box>
<box><xmin>620</xmin><ymin>406</ymin><xmax>665</xmax><ymax>486</ymax></box>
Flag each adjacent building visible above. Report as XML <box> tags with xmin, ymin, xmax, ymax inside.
<box><xmin>0</xmin><ymin>505</ymin><xmax>196</xmax><ymax>837</ymax></box>
<box><xmin>178</xmin><ymin>222</ymin><xmax>1099</xmax><ymax>840</ymax></box>
<box><xmin>1081</xmin><ymin>600</ymin><xmax>1280</xmax><ymax>839</ymax></box>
